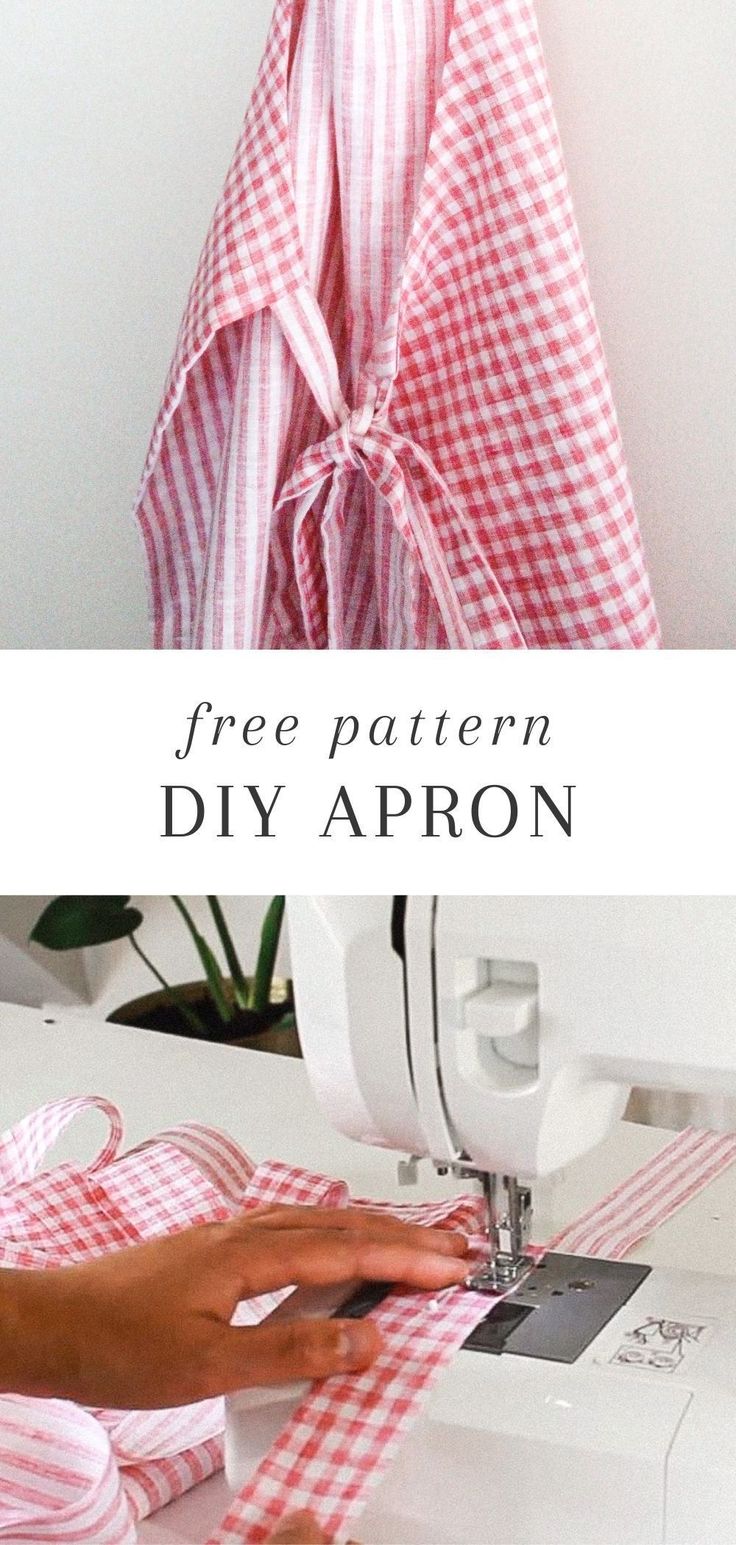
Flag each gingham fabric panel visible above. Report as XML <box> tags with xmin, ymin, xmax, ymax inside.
<box><xmin>134</xmin><ymin>0</ymin><xmax>660</xmax><ymax>650</ymax></box>
<box><xmin>209</xmin><ymin>1127</ymin><xmax>736</xmax><ymax>1543</ymax></box>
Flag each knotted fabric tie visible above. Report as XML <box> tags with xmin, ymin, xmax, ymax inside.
<box><xmin>271</xmin><ymin>285</ymin><xmax>527</xmax><ymax>651</ymax></box>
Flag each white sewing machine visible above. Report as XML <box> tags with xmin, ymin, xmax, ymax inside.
<box><xmin>226</xmin><ymin>897</ymin><xmax>736</xmax><ymax>1544</ymax></box>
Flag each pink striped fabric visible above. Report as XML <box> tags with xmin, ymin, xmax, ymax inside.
<box><xmin>548</xmin><ymin>1125</ymin><xmax>736</xmax><ymax>1260</ymax></box>
<box><xmin>1</xmin><ymin>1105</ymin><xmax>732</xmax><ymax>1543</ymax></box>
<box><xmin>134</xmin><ymin>0</ymin><xmax>660</xmax><ymax>651</ymax></box>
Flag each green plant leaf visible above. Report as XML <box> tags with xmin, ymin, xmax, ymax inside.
<box><xmin>196</xmin><ymin>934</ymin><xmax>234</xmax><ymax>1024</ymax></box>
<box><xmin>207</xmin><ymin>897</ymin><xmax>249</xmax><ymax>1009</ymax></box>
<box><xmin>127</xmin><ymin>935</ymin><xmax>210</xmax><ymax>1039</ymax></box>
<box><xmin>171</xmin><ymin>896</ymin><xmax>234</xmax><ymax>1024</ymax></box>
<box><xmin>31</xmin><ymin>897</ymin><xmax>143</xmax><ymax>951</ymax></box>
<box><xmin>249</xmin><ymin>896</ymin><xmax>286</xmax><ymax>1014</ymax></box>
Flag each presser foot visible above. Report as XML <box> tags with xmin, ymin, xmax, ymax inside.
<box><xmin>465</xmin><ymin>1252</ymin><xmax>535</xmax><ymax>1293</ymax></box>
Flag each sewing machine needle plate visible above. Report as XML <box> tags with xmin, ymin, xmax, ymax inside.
<box><xmin>463</xmin><ymin>1253</ymin><xmax>651</xmax><ymax>1365</ymax></box>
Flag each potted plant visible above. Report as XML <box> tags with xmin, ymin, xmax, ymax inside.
<box><xmin>30</xmin><ymin>896</ymin><xmax>300</xmax><ymax>1056</ymax></box>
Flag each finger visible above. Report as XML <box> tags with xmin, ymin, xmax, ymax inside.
<box><xmin>245</xmin><ymin>1204</ymin><xmax>414</xmax><ymax>1232</ymax></box>
<box><xmin>266</xmin><ymin>1510</ymin><xmax>330</xmax><ymax>1544</ymax></box>
<box><xmin>233</xmin><ymin>1229</ymin><xmax>471</xmax><ymax>1297</ymax></box>
<box><xmin>217</xmin><ymin>1315</ymin><xmax>382</xmax><ymax>1389</ymax></box>
<box><xmin>236</xmin><ymin>1208</ymin><xmax>469</xmax><ymax>1257</ymax></box>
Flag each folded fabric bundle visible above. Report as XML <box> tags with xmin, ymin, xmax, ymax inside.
<box><xmin>1</xmin><ymin>1099</ymin><xmax>734</xmax><ymax>1543</ymax></box>
<box><xmin>134</xmin><ymin>0</ymin><xmax>660</xmax><ymax>651</ymax></box>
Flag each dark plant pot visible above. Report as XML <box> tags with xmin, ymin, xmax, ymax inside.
<box><xmin>108</xmin><ymin>977</ymin><xmax>301</xmax><ymax>1057</ymax></box>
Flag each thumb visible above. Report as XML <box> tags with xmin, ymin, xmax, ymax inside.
<box><xmin>217</xmin><ymin>1315</ymin><xmax>382</xmax><ymax>1390</ymax></box>
<box><xmin>266</xmin><ymin>1511</ymin><xmax>330</xmax><ymax>1543</ymax></box>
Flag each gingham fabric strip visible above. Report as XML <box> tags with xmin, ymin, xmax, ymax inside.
<box><xmin>134</xmin><ymin>0</ymin><xmax>660</xmax><ymax>650</ymax></box>
<box><xmin>548</xmin><ymin>1125</ymin><xmax>736</xmax><ymax>1260</ymax></box>
<box><xmin>1</xmin><ymin>1105</ymin><xmax>734</xmax><ymax>1543</ymax></box>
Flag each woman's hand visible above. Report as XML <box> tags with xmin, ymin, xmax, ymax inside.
<box><xmin>266</xmin><ymin>1510</ymin><xmax>356</xmax><ymax>1544</ymax></box>
<box><xmin>0</xmin><ymin>1204</ymin><xmax>468</xmax><ymax>1409</ymax></box>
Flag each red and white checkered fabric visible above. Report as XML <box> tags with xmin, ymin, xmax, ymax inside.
<box><xmin>2</xmin><ymin>1103</ymin><xmax>733</xmax><ymax>1543</ymax></box>
<box><xmin>134</xmin><ymin>0</ymin><xmax>660</xmax><ymax>651</ymax></box>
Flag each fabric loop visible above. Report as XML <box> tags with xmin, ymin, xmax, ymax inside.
<box><xmin>0</xmin><ymin>1096</ymin><xmax>124</xmax><ymax>1189</ymax></box>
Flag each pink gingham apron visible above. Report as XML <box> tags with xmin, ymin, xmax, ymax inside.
<box><xmin>3</xmin><ymin>1101</ymin><xmax>730</xmax><ymax>1543</ymax></box>
<box><xmin>134</xmin><ymin>0</ymin><xmax>660</xmax><ymax>651</ymax></box>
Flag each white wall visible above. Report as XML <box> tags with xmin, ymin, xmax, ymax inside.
<box><xmin>0</xmin><ymin>895</ymin><xmax>289</xmax><ymax>1013</ymax></box>
<box><xmin>0</xmin><ymin>1</ymin><xmax>270</xmax><ymax>648</ymax></box>
<box><xmin>536</xmin><ymin>0</ymin><xmax>735</xmax><ymax>648</ymax></box>
<box><xmin>0</xmin><ymin>896</ymin><xmax>89</xmax><ymax>1002</ymax></box>
<box><xmin>1</xmin><ymin>0</ymin><xmax>733</xmax><ymax>648</ymax></box>
<box><xmin>81</xmin><ymin>895</ymin><xmax>290</xmax><ymax>1016</ymax></box>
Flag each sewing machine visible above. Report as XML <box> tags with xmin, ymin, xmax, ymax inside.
<box><xmin>226</xmin><ymin>897</ymin><xmax>736</xmax><ymax>1544</ymax></box>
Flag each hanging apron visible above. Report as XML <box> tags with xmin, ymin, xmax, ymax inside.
<box><xmin>135</xmin><ymin>0</ymin><xmax>661</xmax><ymax>649</ymax></box>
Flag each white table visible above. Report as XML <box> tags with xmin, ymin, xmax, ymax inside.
<box><xmin>1</xmin><ymin>1003</ymin><xmax>735</xmax><ymax>1542</ymax></box>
